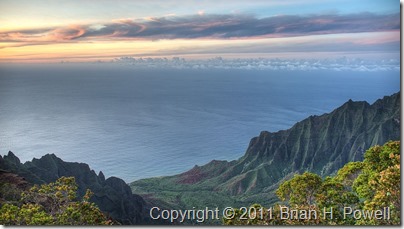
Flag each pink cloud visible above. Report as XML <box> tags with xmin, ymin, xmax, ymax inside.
<box><xmin>0</xmin><ymin>12</ymin><xmax>399</xmax><ymax>47</ymax></box>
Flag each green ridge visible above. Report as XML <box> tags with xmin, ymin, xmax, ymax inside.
<box><xmin>130</xmin><ymin>92</ymin><xmax>400</xmax><ymax>210</ymax></box>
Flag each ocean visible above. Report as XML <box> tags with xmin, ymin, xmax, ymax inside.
<box><xmin>0</xmin><ymin>64</ymin><xmax>400</xmax><ymax>182</ymax></box>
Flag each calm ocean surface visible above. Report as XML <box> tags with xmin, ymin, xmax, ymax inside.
<box><xmin>0</xmin><ymin>64</ymin><xmax>400</xmax><ymax>182</ymax></box>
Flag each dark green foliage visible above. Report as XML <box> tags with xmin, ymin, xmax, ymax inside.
<box><xmin>353</xmin><ymin>141</ymin><xmax>400</xmax><ymax>225</ymax></box>
<box><xmin>0</xmin><ymin>153</ymin><xmax>149</xmax><ymax>224</ymax></box>
<box><xmin>334</xmin><ymin>161</ymin><xmax>363</xmax><ymax>187</ymax></box>
<box><xmin>224</xmin><ymin>141</ymin><xmax>400</xmax><ymax>225</ymax></box>
<box><xmin>0</xmin><ymin>177</ymin><xmax>112</xmax><ymax>225</ymax></box>
<box><xmin>276</xmin><ymin>172</ymin><xmax>322</xmax><ymax>205</ymax></box>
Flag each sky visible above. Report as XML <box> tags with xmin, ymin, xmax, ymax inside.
<box><xmin>0</xmin><ymin>0</ymin><xmax>400</xmax><ymax>63</ymax></box>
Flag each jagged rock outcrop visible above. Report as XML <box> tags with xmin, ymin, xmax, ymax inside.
<box><xmin>130</xmin><ymin>92</ymin><xmax>400</xmax><ymax>209</ymax></box>
<box><xmin>217</xmin><ymin>92</ymin><xmax>400</xmax><ymax>195</ymax></box>
<box><xmin>0</xmin><ymin>153</ymin><xmax>151</xmax><ymax>224</ymax></box>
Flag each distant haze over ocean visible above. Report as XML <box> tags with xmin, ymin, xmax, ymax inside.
<box><xmin>0</xmin><ymin>64</ymin><xmax>399</xmax><ymax>182</ymax></box>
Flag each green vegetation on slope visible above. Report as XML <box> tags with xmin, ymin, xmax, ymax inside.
<box><xmin>0</xmin><ymin>176</ymin><xmax>112</xmax><ymax>225</ymax></box>
<box><xmin>224</xmin><ymin>141</ymin><xmax>400</xmax><ymax>225</ymax></box>
<box><xmin>130</xmin><ymin>93</ymin><xmax>400</xmax><ymax>211</ymax></box>
<box><xmin>0</xmin><ymin>152</ymin><xmax>150</xmax><ymax>224</ymax></box>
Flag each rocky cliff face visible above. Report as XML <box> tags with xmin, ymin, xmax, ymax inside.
<box><xmin>130</xmin><ymin>92</ymin><xmax>400</xmax><ymax>209</ymax></box>
<box><xmin>0</xmin><ymin>152</ymin><xmax>151</xmax><ymax>225</ymax></box>
<box><xmin>219</xmin><ymin>92</ymin><xmax>400</xmax><ymax>195</ymax></box>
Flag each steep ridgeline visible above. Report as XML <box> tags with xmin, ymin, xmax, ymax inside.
<box><xmin>0</xmin><ymin>153</ymin><xmax>152</xmax><ymax>225</ymax></box>
<box><xmin>130</xmin><ymin>92</ymin><xmax>400</xmax><ymax>211</ymax></box>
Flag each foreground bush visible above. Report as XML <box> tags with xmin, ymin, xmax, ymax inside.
<box><xmin>0</xmin><ymin>176</ymin><xmax>112</xmax><ymax>225</ymax></box>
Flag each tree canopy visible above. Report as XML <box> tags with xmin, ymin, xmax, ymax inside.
<box><xmin>223</xmin><ymin>141</ymin><xmax>400</xmax><ymax>225</ymax></box>
<box><xmin>0</xmin><ymin>176</ymin><xmax>113</xmax><ymax>225</ymax></box>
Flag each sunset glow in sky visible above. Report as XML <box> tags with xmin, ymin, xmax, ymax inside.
<box><xmin>0</xmin><ymin>0</ymin><xmax>399</xmax><ymax>63</ymax></box>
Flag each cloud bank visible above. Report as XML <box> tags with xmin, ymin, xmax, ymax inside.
<box><xmin>108</xmin><ymin>56</ymin><xmax>399</xmax><ymax>72</ymax></box>
<box><xmin>1</xmin><ymin>12</ymin><xmax>399</xmax><ymax>43</ymax></box>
